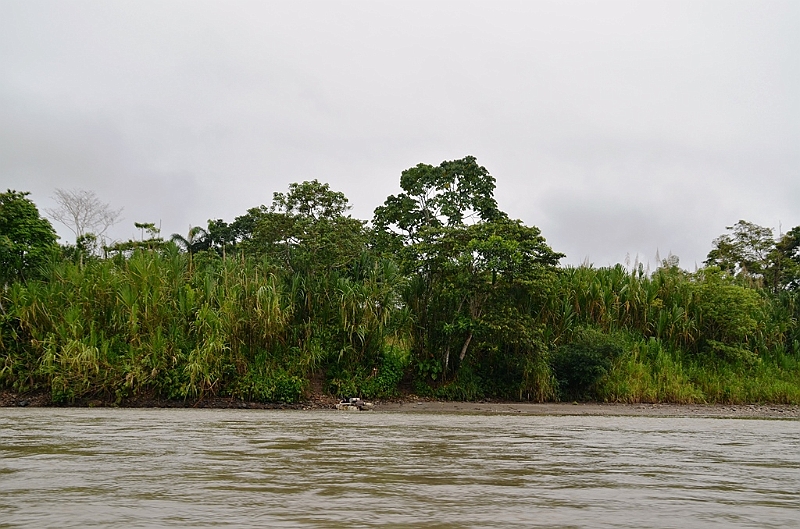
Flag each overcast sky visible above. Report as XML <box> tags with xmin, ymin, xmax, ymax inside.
<box><xmin>2</xmin><ymin>0</ymin><xmax>798</xmax><ymax>268</ymax></box>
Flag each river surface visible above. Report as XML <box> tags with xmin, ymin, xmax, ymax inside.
<box><xmin>0</xmin><ymin>409</ymin><xmax>798</xmax><ymax>528</ymax></box>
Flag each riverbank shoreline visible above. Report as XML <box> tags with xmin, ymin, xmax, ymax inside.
<box><xmin>375</xmin><ymin>400</ymin><xmax>800</xmax><ymax>419</ymax></box>
<box><xmin>2</xmin><ymin>390</ymin><xmax>798</xmax><ymax>419</ymax></box>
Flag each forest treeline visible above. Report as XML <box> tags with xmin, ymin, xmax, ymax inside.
<box><xmin>2</xmin><ymin>156</ymin><xmax>800</xmax><ymax>404</ymax></box>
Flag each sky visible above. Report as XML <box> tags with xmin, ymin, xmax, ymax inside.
<box><xmin>2</xmin><ymin>0</ymin><xmax>798</xmax><ymax>268</ymax></box>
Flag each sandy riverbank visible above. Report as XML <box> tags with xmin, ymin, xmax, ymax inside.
<box><xmin>375</xmin><ymin>400</ymin><xmax>800</xmax><ymax>419</ymax></box>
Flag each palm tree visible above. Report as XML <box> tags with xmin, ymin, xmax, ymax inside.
<box><xmin>171</xmin><ymin>226</ymin><xmax>210</xmax><ymax>254</ymax></box>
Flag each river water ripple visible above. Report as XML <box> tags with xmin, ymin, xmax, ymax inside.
<box><xmin>0</xmin><ymin>409</ymin><xmax>798</xmax><ymax>528</ymax></box>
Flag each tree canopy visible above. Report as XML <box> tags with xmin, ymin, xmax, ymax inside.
<box><xmin>0</xmin><ymin>190</ymin><xmax>59</xmax><ymax>285</ymax></box>
<box><xmin>705</xmin><ymin>220</ymin><xmax>800</xmax><ymax>291</ymax></box>
<box><xmin>373</xmin><ymin>156</ymin><xmax>503</xmax><ymax>247</ymax></box>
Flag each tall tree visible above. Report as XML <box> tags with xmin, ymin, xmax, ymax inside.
<box><xmin>705</xmin><ymin>220</ymin><xmax>775</xmax><ymax>284</ymax></box>
<box><xmin>0</xmin><ymin>190</ymin><xmax>59</xmax><ymax>286</ymax></box>
<box><xmin>45</xmin><ymin>188</ymin><xmax>123</xmax><ymax>243</ymax></box>
<box><xmin>373</xmin><ymin>156</ymin><xmax>503</xmax><ymax>248</ymax></box>
<box><xmin>770</xmin><ymin>226</ymin><xmax>800</xmax><ymax>290</ymax></box>
<box><xmin>416</xmin><ymin>219</ymin><xmax>563</xmax><ymax>373</ymax></box>
<box><xmin>272</xmin><ymin>180</ymin><xmax>351</xmax><ymax>221</ymax></box>
<box><xmin>704</xmin><ymin>220</ymin><xmax>800</xmax><ymax>291</ymax></box>
<box><xmin>245</xmin><ymin>180</ymin><xmax>367</xmax><ymax>273</ymax></box>
<box><xmin>374</xmin><ymin>157</ymin><xmax>563</xmax><ymax>397</ymax></box>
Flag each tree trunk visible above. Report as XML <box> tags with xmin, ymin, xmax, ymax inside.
<box><xmin>459</xmin><ymin>333</ymin><xmax>473</xmax><ymax>361</ymax></box>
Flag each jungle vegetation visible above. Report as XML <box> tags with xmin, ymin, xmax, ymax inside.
<box><xmin>2</xmin><ymin>157</ymin><xmax>799</xmax><ymax>404</ymax></box>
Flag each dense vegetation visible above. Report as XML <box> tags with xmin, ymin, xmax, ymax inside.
<box><xmin>2</xmin><ymin>157</ymin><xmax>799</xmax><ymax>404</ymax></box>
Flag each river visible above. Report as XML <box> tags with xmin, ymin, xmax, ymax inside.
<box><xmin>1</xmin><ymin>408</ymin><xmax>798</xmax><ymax>528</ymax></box>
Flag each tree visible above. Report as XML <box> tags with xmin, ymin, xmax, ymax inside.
<box><xmin>705</xmin><ymin>220</ymin><xmax>775</xmax><ymax>284</ymax></box>
<box><xmin>200</xmin><ymin>180</ymin><xmax>366</xmax><ymax>267</ymax></box>
<box><xmin>705</xmin><ymin>220</ymin><xmax>800</xmax><ymax>291</ymax></box>
<box><xmin>416</xmin><ymin>219</ymin><xmax>563</xmax><ymax>374</ymax></box>
<box><xmin>692</xmin><ymin>267</ymin><xmax>765</xmax><ymax>364</ymax></box>
<box><xmin>0</xmin><ymin>190</ymin><xmax>59</xmax><ymax>286</ymax></box>
<box><xmin>170</xmin><ymin>226</ymin><xmax>210</xmax><ymax>254</ymax></box>
<box><xmin>106</xmin><ymin>222</ymin><xmax>166</xmax><ymax>255</ymax></box>
<box><xmin>373</xmin><ymin>156</ymin><xmax>503</xmax><ymax>248</ymax></box>
<box><xmin>272</xmin><ymin>180</ymin><xmax>351</xmax><ymax>221</ymax></box>
<box><xmin>770</xmin><ymin>226</ymin><xmax>800</xmax><ymax>291</ymax></box>
<box><xmin>243</xmin><ymin>180</ymin><xmax>367</xmax><ymax>273</ymax></box>
<box><xmin>45</xmin><ymin>188</ymin><xmax>123</xmax><ymax>243</ymax></box>
<box><xmin>374</xmin><ymin>157</ymin><xmax>563</xmax><ymax>398</ymax></box>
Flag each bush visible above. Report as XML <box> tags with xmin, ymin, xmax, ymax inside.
<box><xmin>360</xmin><ymin>347</ymin><xmax>408</xmax><ymax>398</ymax></box>
<box><xmin>434</xmin><ymin>365</ymin><xmax>485</xmax><ymax>401</ymax></box>
<box><xmin>705</xmin><ymin>339</ymin><xmax>759</xmax><ymax>366</ymax></box>
<box><xmin>234</xmin><ymin>368</ymin><xmax>306</xmax><ymax>403</ymax></box>
<box><xmin>551</xmin><ymin>328</ymin><xmax>625</xmax><ymax>400</ymax></box>
<box><xmin>327</xmin><ymin>346</ymin><xmax>410</xmax><ymax>399</ymax></box>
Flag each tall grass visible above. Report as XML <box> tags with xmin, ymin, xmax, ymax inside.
<box><xmin>2</xmin><ymin>250</ymin><xmax>799</xmax><ymax>404</ymax></box>
<box><xmin>543</xmin><ymin>265</ymin><xmax>800</xmax><ymax>404</ymax></box>
<box><xmin>0</xmin><ymin>246</ymin><xmax>410</xmax><ymax>403</ymax></box>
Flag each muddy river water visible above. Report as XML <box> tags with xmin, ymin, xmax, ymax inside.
<box><xmin>1</xmin><ymin>408</ymin><xmax>798</xmax><ymax>527</ymax></box>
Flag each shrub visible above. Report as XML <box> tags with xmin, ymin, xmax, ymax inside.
<box><xmin>551</xmin><ymin>328</ymin><xmax>625</xmax><ymax>400</ymax></box>
<box><xmin>328</xmin><ymin>346</ymin><xmax>410</xmax><ymax>399</ymax></box>
<box><xmin>234</xmin><ymin>368</ymin><xmax>306</xmax><ymax>403</ymax></box>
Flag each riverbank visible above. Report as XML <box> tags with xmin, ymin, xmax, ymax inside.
<box><xmin>2</xmin><ymin>390</ymin><xmax>798</xmax><ymax>418</ymax></box>
<box><xmin>0</xmin><ymin>389</ymin><xmax>340</xmax><ymax>411</ymax></box>
<box><xmin>376</xmin><ymin>400</ymin><xmax>800</xmax><ymax>419</ymax></box>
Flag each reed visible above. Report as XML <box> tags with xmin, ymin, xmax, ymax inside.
<box><xmin>0</xmin><ymin>245</ymin><xmax>411</xmax><ymax>402</ymax></box>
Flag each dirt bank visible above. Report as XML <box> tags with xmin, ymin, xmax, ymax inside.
<box><xmin>2</xmin><ymin>390</ymin><xmax>798</xmax><ymax>419</ymax></box>
<box><xmin>0</xmin><ymin>390</ymin><xmax>339</xmax><ymax>410</ymax></box>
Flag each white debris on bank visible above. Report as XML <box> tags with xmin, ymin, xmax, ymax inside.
<box><xmin>335</xmin><ymin>398</ymin><xmax>374</xmax><ymax>411</ymax></box>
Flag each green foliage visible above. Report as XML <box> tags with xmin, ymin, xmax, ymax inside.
<box><xmin>0</xmin><ymin>190</ymin><xmax>59</xmax><ymax>286</ymax></box>
<box><xmin>705</xmin><ymin>220</ymin><xmax>774</xmax><ymax>282</ymax></box>
<box><xmin>704</xmin><ymin>220</ymin><xmax>800</xmax><ymax>292</ymax></box>
<box><xmin>360</xmin><ymin>347</ymin><xmax>409</xmax><ymax>399</ymax></box>
<box><xmin>539</xmin><ymin>259</ymin><xmax>800</xmax><ymax>403</ymax></box>
<box><xmin>704</xmin><ymin>340</ymin><xmax>758</xmax><ymax>366</ymax></box>
<box><xmin>211</xmin><ymin>180</ymin><xmax>367</xmax><ymax>274</ymax></box>
<box><xmin>373</xmin><ymin>155</ymin><xmax>502</xmax><ymax>247</ymax></box>
<box><xmin>416</xmin><ymin>358</ymin><xmax>443</xmax><ymax>381</ymax></box>
<box><xmin>2</xmin><ymin>185</ymin><xmax>800</xmax><ymax>406</ymax></box>
<box><xmin>693</xmin><ymin>268</ymin><xmax>765</xmax><ymax>357</ymax></box>
<box><xmin>0</xmin><ymin>230</ymin><xmax>409</xmax><ymax>403</ymax></box>
<box><xmin>593</xmin><ymin>338</ymin><xmax>703</xmax><ymax>403</ymax></box>
<box><xmin>433</xmin><ymin>365</ymin><xmax>485</xmax><ymax>401</ymax></box>
<box><xmin>106</xmin><ymin>222</ymin><xmax>167</xmax><ymax>255</ymax></box>
<box><xmin>686</xmin><ymin>355</ymin><xmax>800</xmax><ymax>404</ymax></box>
<box><xmin>272</xmin><ymin>180</ymin><xmax>351</xmax><ymax>220</ymax></box>
<box><xmin>170</xmin><ymin>226</ymin><xmax>210</xmax><ymax>254</ymax></box>
<box><xmin>772</xmin><ymin>226</ymin><xmax>800</xmax><ymax>290</ymax></box>
<box><xmin>551</xmin><ymin>328</ymin><xmax>626</xmax><ymax>400</ymax></box>
<box><xmin>234</xmin><ymin>368</ymin><xmax>306</xmax><ymax>403</ymax></box>
<box><xmin>375</xmin><ymin>157</ymin><xmax>562</xmax><ymax>402</ymax></box>
<box><xmin>327</xmin><ymin>346</ymin><xmax>410</xmax><ymax>399</ymax></box>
